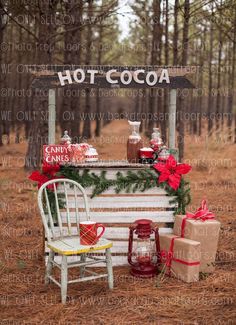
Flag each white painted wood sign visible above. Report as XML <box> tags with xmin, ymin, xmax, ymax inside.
<box><xmin>43</xmin><ymin>145</ymin><xmax>70</xmax><ymax>163</ymax></box>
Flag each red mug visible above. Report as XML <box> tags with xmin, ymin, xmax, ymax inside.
<box><xmin>79</xmin><ymin>221</ymin><xmax>105</xmax><ymax>245</ymax></box>
<box><xmin>139</xmin><ymin>147</ymin><xmax>154</xmax><ymax>159</ymax></box>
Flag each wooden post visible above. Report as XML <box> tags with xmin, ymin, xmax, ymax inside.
<box><xmin>168</xmin><ymin>89</ymin><xmax>177</xmax><ymax>149</ymax></box>
<box><xmin>48</xmin><ymin>88</ymin><xmax>56</xmax><ymax>144</ymax></box>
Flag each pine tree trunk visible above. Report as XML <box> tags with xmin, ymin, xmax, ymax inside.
<box><xmin>173</xmin><ymin>0</ymin><xmax>179</xmax><ymax>65</ymax></box>
<box><xmin>197</xmin><ymin>29</ymin><xmax>205</xmax><ymax>136</ymax></box>
<box><xmin>15</xmin><ymin>27</ymin><xmax>23</xmax><ymax>144</ymax></box>
<box><xmin>215</xmin><ymin>10</ymin><xmax>222</xmax><ymax>134</ymax></box>
<box><xmin>142</xmin><ymin>4</ymin><xmax>150</xmax><ymax>134</ymax></box>
<box><xmin>148</xmin><ymin>0</ymin><xmax>161</xmax><ymax>136</ymax></box>
<box><xmin>62</xmin><ymin>4</ymin><xmax>73</xmax><ymax>135</ymax></box>
<box><xmin>82</xmin><ymin>0</ymin><xmax>93</xmax><ymax>139</ymax></box>
<box><xmin>25</xmin><ymin>2</ymin><xmax>57</xmax><ymax>169</ymax></box>
<box><xmin>0</xmin><ymin>0</ymin><xmax>5</xmax><ymax>146</ymax></box>
<box><xmin>178</xmin><ymin>0</ymin><xmax>190</xmax><ymax>161</ymax></box>
<box><xmin>162</xmin><ymin>0</ymin><xmax>169</xmax><ymax>142</ymax></box>
<box><xmin>95</xmin><ymin>20</ymin><xmax>103</xmax><ymax>137</ymax></box>
<box><xmin>71</xmin><ymin>0</ymin><xmax>83</xmax><ymax>141</ymax></box>
<box><xmin>61</xmin><ymin>0</ymin><xmax>83</xmax><ymax>141</ymax></box>
<box><xmin>173</xmin><ymin>0</ymin><xmax>179</xmax><ymax>139</ymax></box>
<box><xmin>227</xmin><ymin>5</ymin><xmax>236</xmax><ymax>141</ymax></box>
<box><xmin>24</xmin><ymin>23</ymin><xmax>33</xmax><ymax>140</ymax></box>
<box><xmin>207</xmin><ymin>6</ymin><xmax>214</xmax><ymax>135</ymax></box>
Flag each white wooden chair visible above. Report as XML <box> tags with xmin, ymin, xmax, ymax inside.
<box><xmin>37</xmin><ymin>178</ymin><xmax>113</xmax><ymax>304</ymax></box>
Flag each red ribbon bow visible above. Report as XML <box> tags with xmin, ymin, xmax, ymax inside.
<box><xmin>181</xmin><ymin>199</ymin><xmax>215</xmax><ymax>237</ymax></box>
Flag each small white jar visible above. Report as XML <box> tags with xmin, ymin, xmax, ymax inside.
<box><xmin>85</xmin><ymin>146</ymin><xmax>98</xmax><ymax>162</ymax></box>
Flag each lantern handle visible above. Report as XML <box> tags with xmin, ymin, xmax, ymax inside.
<box><xmin>152</xmin><ymin>226</ymin><xmax>161</xmax><ymax>266</ymax></box>
<box><xmin>128</xmin><ymin>227</ymin><xmax>136</xmax><ymax>266</ymax></box>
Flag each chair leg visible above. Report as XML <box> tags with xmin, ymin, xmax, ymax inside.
<box><xmin>80</xmin><ymin>254</ymin><xmax>86</xmax><ymax>278</ymax></box>
<box><xmin>61</xmin><ymin>255</ymin><xmax>68</xmax><ymax>304</ymax></box>
<box><xmin>45</xmin><ymin>250</ymin><xmax>55</xmax><ymax>285</ymax></box>
<box><xmin>105</xmin><ymin>248</ymin><xmax>113</xmax><ymax>290</ymax></box>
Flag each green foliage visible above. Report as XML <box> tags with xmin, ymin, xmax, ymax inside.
<box><xmin>59</xmin><ymin>165</ymin><xmax>191</xmax><ymax>214</ymax></box>
<box><xmin>44</xmin><ymin>189</ymin><xmax>65</xmax><ymax>223</ymax></box>
<box><xmin>159</xmin><ymin>178</ymin><xmax>191</xmax><ymax>215</ymax></box>
<box><xmin>115</xmin><ymin>169</ymin><xmax>158</xmax><ymax>194</ymax></box>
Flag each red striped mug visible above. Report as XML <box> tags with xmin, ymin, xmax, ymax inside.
<box><xmin>79</xmin><ymin>221</ymin><xmax>105</xmax><ymax>245</ymax></box>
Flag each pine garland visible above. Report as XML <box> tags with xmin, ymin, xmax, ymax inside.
<box><xmin>44</xmin><ymin>189</ymin><xmax>65</xmax><ymax>222</ymax></box>
<box><xmin>59</xmin><ymin>165</ymin><xmax>191</xmax><ymax>215</ymax></box>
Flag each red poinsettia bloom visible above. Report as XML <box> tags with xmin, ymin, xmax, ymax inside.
<box><xmin>29</xmin><ymin>163</ymin><xmax>61</xmax><ymax>190</ymax></box>
<box><xmin>153</xmin><ymin>155</ymin><xmax>191</xmax><ymax>190</ymax></box>
<box><xmin>28</xmin><ymin>171</ymin><xmax>50</xmax><ymax>189</ymax></box>
<box><xmin>42</xmin><ymin>162</ymin><xmax>60</xmax><ymax>176</ymax></box>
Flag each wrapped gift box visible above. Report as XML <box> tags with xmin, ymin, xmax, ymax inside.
<box><xmin>159</xmin><ymin>233</ymin><xmax>201</xmax><ymax>283</ymax></box>
<box><xmin>173</xmin><ymin>210</ymin><xmax>220</xmax><ymax>273</ymax></box>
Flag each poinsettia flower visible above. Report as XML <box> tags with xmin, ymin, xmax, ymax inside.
<box><xmin>42</xmin><ymin>162</ymin><xmax>60</xmax><ymax>176</ymax></box>
<box><xmin>153</xmin><ymin>155</ymin><xmax>191</xmax><ymax>190</ymax></box>
<box><xmin>28</xmin><ymin>171</ymin><xmax>50</xmax><ymax>189</ymax></box>
<box><xmin>29</xmin><ymin>162</ymin><xmax>62</xmax><ymax>190</ymax></box>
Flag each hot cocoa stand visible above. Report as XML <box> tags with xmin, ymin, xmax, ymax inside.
<box><xmin>29</xmin><ymin>65</ymin><xmax>196</xmax><ymax>266</ymax></box>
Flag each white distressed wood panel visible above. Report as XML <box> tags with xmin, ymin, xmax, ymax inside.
<box><xmin>60</xmin><ymin>211</ymin><xmax>175</xmax><ymax>223</ymax></box>
<box><xmin>45</xmin><ymin>226</ymin><xmax>172</xmax><ymax>240</ymax></box>
<box><xmin>58</xmin><ymin>185</ymin><xmax>168</xmax><ymax>196</ymax></box>
<box><xmin>46</xmin><ymin>167</ymin><xmax>176</xmax><ymax>267</ymax></box>
<box><xmin>104</xmin><ymin>226</ymin><xmax>173</xmax><ymax>238</ymax></box>
<box><xmin>71</xmin><ymin>187</ymin><xmax>167</xmax><ymax>196</ymax></box>
<box><xmin>65</xmin><ymin>196</ymin><xmax>176</xmax><ymax>209</ymax></box>
<box><xmin>45</xmin><ymin>227</ymin><xmax>173</xmax><ymax>243</ymax></box>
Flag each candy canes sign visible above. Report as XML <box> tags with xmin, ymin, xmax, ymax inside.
<box><xmin>43</xmin><ymin>145</ymin><xmax>70</xmax><ymax>163</ymax></box>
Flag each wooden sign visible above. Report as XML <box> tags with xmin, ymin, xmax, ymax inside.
<box><xmin>57</xmin><ymin>68</ymin><xmax>170</xmax><ymax>87</ymax></box>
<box><xmin>29</xmin><ymin>65</ymin><xmax>196</xmax><ymax>89</ymax></box>
<box><xmin>43</xmin><ymin>145</ymin><xmax>70</xmax><ymax>163</ymax></box>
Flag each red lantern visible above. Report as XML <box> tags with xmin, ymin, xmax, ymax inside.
<box><xmin>128</xmin><ymin>219</ymin><xmax>160</xmax><ymax>278</ymax></box>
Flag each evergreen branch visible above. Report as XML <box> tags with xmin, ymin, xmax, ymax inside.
<box><xmin>58</xmin><ymin>166</ymin><xmax>191</xmax><ymax>215</ymax></box>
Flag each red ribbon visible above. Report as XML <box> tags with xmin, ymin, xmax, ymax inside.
<box><xmin>181</xmin><ymin>199</ymin><xmax>215</xmax><ymax>238</ymax></box>
<box><xmin>160</xmin><ymin>236</ymin><xmax>200</xmax><ymax>276</ymax></box>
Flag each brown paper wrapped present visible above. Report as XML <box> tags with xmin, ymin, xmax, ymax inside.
<box><xmin>173</xmin><ymin>200</ymin><xmax>221</xmax><ymax>273</ymax></box>
<box><xmin>159</xmin><ymin>233</ymin><xmax>200</xmax><ymax>283</ymax></box>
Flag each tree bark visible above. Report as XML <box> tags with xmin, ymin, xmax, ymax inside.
<box><xmin>25</xmin><ymin>1</ymin><xmax>58</xmax><ymax>169</ymax></box>
<box><xmin>207</xmin><ymin>5</ymin><xmax>214</xmax><ymax>136</ymax></box>
<box><xmin>178</xmin><ymin>0</ymin><xmax>190</xmax><ymax>162</ymax></box>
<box><xmin>70</xmin><ymin>0</ymin><xmax>83</xmax><ymax>141</ymax></box>
<box><xmin>147</xmin><ymin>0</ymin><xmax>162</xmax><ymax>136</ymax></box>
<box><xmin>15</xmin><ymin>27</ymin><xmax>23</xmax><ymax>144</ymax></box>
<box><xmin>162</xmin><ymin>0</ymin><xmax>169</xmax><ymax>142</ymax></box>
<box><xmin>215</xmin><ymin>4</ymin><xmax>223</xmax><ymax>134</ymax></box>
<box><xmin>82</xmin><ymin>0</ymin><xmax>93</xmax><ymax>139</ymax></box>
<box><xmin>0</xmin><ymin>0</ymin><xmax>6</xmax><ymax>146</ymax></box>
<box><xmin>227</xmin><ymin>4</ymin><xmax>236</xmax><ymax>141</ymax></box>
<box><xmin>173</xmin><ymin>0</ymin><xmax>179</xmax><ymax>65</ymax></box>
<box><xmin>95</xmin><ymin>15</ymin><xmax>103</xmax><ymax>137</ymax></box>
<box><xmin>197</xmin><ymin>28</ymin><xmax>205</xmax><ymax>136</ymax></box>
<box><xmin>61</xmin><ymin>0</ymin><xmax>83</xmax><ymax>142</ymax></box>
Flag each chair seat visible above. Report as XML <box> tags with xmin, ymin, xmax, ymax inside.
<box><xmin>47</xmin><ymin>236</ymin><xmax>113</xmax><ymax>255</ymax></box>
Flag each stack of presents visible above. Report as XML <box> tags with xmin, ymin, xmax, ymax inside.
<box><xmin>159</xmin><ymin>200</ymin><xmax>221</xmax><ymax>282</ymax></box>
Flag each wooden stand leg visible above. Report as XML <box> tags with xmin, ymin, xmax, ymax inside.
<box><xmin>80</xmin><ymin>254</ymin><xmax>86</xmax><ymax>278</ymax></box>
<box><xmin>45</xmin><ymin>250</ymin><xmax>55</xmax><ymax>285</ymax></box>
<box><xmin>106</xmin><ymin>248</ymin><xmax>113</xmax><ymax>290</ymax></box>
<box><xmin>48</xmin><ymin>88</ymin><xmax>56</xmax><ymax>145</ymax></box>
<box><xmin>61</xmin><ymin>255</ymin><xmax>68</xmax><ymax>304</ymax></box>
<box><xmin>168</xmin><ymin>89</ymin><xmax>177</xmax><ymax>150</ymax></box>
